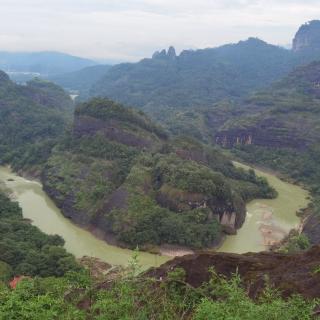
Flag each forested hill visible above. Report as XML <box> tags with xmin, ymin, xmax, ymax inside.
<box><xmin>89</xmin><ymin>38</ymin><xmax>294</xmax><ymax>112</ymax></box>
<box><xmin>214</xmin><ymin>61</ymin><xmax>320</xmax><ymax>154</ymax></box>
<box><xmin>205</xmin><ymin>60</ymin><xmax>320</xmax><ymax>245</ymax></box>
<box><xmin>0</xmin><ymin>191</ymin><xmax>80</xmax><ymax>280</ymax></box>
<box><xmin>50</xmin><ymin>64</ymin><xmax>111</xmax><ymax>95</ymax></box>
<box><xmin>0</xmin><ymin>71</ymin><xmax>73</xmax><ymax>171</ymax></box>
<box><xmin>42</xmin><ymin>97</ymin><xmax>276</xmax><ymax>250</ymax></box>
<box><xmin>86</xmin><ymin>22</ymin><xmax>320</xmax><ymax>116</ymax></box>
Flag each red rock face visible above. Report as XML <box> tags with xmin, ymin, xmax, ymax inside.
<box><xmin>215</xmin><ymin>118</ymin><xmax>309</xmax><ymax>150</ymax></box>
<box><xmin>147</xmin><ymin>246</ymin><xmax>320</xmax><ymax>299</ymax></box>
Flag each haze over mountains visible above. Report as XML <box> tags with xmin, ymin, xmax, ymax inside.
<box><xmin>88</xmin><ymin>21</ymin><xmax>320</xmax><ymax>112</ymax></box>
<box><xmin>1</xmin><ymin>19</ymin><xmax>320</xmax><ymax>249</ymax></box>
<box><xmin>3</xmin><ymin>20</ymin><xmax>320</xmax><ymax>109</ymax></box>
<box><xmin>0</xmin><ymin>51</ymin><xmax>97</xmax><ymax>83</ymax></box>
<box><xmin>43</xmin><ymin>21</ymin><xmax>320</xmax><ymax>126</ymax></box>
<box><xmin>1</xmin><ymin>13</ymin><xmax>320</xmax><ymax>318</ymax></box>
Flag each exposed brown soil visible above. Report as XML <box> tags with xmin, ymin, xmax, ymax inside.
<box><xmin>147</xmin><ymin>245</ymin><xmax>320</xmax><ymax>299</ymax></box>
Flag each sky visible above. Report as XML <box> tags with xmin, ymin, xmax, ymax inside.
<box><xmin>1</xmin><ymin>0</ymin><xmax>320</xmax><ymax>62</ymax></box>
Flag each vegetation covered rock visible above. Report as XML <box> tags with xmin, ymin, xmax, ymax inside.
<box><xmin>42</xmin><ymin>98</ymin><xmax>276</xmax><ymax>250</ymax></box>
<box><xmin>0</xmin><ymin>71</ymin><xmax>72</xmax><ymax>172</ymax></box>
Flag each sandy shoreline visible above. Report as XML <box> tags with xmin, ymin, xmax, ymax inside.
<box><xmin>159</xmin><ymin>245</ymin><xmax>194</xmax><ymax>257</ymax></box>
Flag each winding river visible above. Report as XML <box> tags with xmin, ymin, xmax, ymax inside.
<box><xmin>0</xmin><ymin>162</ymin><xmax>310</xmax><ymax>267</ymax></box>
<box><xmin>0</xmin><ymin>167</ymin><xmax>169</xmax><ymax>269</ymax></box>
<box><xmin>218</xmin><ymin>162</ymin><xmax>310</xmax><ymax>253</ymax></box>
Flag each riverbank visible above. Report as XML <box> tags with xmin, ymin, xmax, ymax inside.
<box><xmin>0</xmin><ymin>161</ymin><xmax>310</xmax><ymax>262</ymax></box>
<box><xmin>218</xmin><ymin>162</ymin><xmax>310</xmax><ymax>253</ymax></box>
<box><xmin>0</xmin><ymin>166</ymin><xmax>169</xmax><ymax>269</ymax></box>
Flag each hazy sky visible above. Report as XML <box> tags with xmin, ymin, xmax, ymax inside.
<box><xmin>1</xmin><ymin>0</ymin><xmax>320</xmax><ymax>62</ymax></box>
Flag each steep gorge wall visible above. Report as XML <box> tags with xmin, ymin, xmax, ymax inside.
<box><xmin>215</xmin><ymin>118</ymin><xmax>308</xmax><ymax>150</ymax></box>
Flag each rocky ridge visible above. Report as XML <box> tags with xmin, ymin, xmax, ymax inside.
<box><xmin>147</xmin><ymin>245</ymin><xmax>320</xmax><ymax>299</ymax></box>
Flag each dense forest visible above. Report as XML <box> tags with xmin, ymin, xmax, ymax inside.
<box><xmin>0</xmin><ymin>72</ymin><xmax>275</xmax><ymax>251</ymax></box>
<box><xmin>0</xmin><ymin>190</ymin><xmax>80</xmax><ymax>280</ymax></box>
<box><xmin>88</xmin><ymin>39</ymin><xmax>294</xmax><ymax>111</ymax></box>
<box><xmin>1</xmin><ymin>18</ymin><xmax>320</xmax><ymax>319</ymax></box>
<box><xmin>83</xmin><ymin>28</ymin><xmax>320</xmax><ymax>121</ymax></box>
<box><xmin>0</xmin><ymin>71</ymin><xmax>72</xmax><ymax>173</ymax></box>
<box><xmin>0</xmin><ymin>262</ymin><xmax>316</xmax><ymax>319</ymax></box>
<box><xmin>41</xmin><ymin>98</ymin><xmax>276</xmax><ymax>250</ymax></box>
<box><xmin>0</xmin><ymin>180</ymin><xmax>315</xmax><ymax>319</ymax></box>
<box><xmin>205</xmin><ymin>60</ymin><xmax>320</xmax><ymax>245</ymax></box>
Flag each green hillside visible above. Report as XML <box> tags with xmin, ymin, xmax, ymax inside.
<box><xmin>207</xmin><ymin>61</ymin><xmax>320</xmax><ymax>244</ymax></box>
<box><xmin>89</xmin><ymin>39</ymin><xmax>295</xmax><ymax>113</ymax></box>
<box><xmin>42</xmin><ymin>98</ymin><xmax>276</xmax><ymax>250</ymax></box>
<box><xmin>0</xmin><ymin>71</ymin><xmax>73</xmax><ymax>171</ymax></box>
<box><xmin>50</xmin><ymin>64</ymin><xmax>111</xmax><ymax>95</ymax></box>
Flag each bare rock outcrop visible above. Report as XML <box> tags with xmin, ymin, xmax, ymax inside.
<box><xmin>147</xmin><ymin>245</ymin><xmax>320</xmax><ymax>299</ymax></box>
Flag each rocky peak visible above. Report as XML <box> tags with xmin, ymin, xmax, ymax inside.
<box><xmin>292</xmin><ymin>20</ymin><xmax>320</xmax><ymax>52</ymax></box>
<box><xmin>167</xmin><ymin>46</ymin><xmax>177</xmax><ymax>59</ymax></box>
<box><xmin>152</xmin><ymin>46</ymin><xmax>177</xmax><ymax>60</ymax></box>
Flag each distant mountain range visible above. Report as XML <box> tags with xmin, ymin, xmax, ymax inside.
<box><xmin>89</xmin><ymin>38</ymin><xmax>295</xmax><ymax>111</ymax></box>
<box><xmin>0</xmin><ymin>51</ymin><xmax>97</xmax><ymax>82</ymax></box>
<box><xmin>49</xmin><ymin>64</ymin><xmax>111</xmax><ymax>95</ymax></box>
<box><xmin>75</xmin><ymin>21</ymin><xmax>320</xmax><ymax>119</ymax></box>
<box><xmin>5</xmin><ymin>21</ymin><xmax>320</xmax><ymax>107</ymax></box>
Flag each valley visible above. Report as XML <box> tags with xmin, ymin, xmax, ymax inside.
<box><xmin>218</xmin><ymin>162</ymin><xmax>309</xmax><ymax>253</ymax></box>
<box><xmin>0</xmin><ymin>158</ymin><xmax>309</xmax><ymax>266</ymax></box>
<box><xmin>1</xmin><ymin>13</ymin><xmax>320</xmax><ymax>319</ymax></box>
<box><xmin>0</xmin><ymin>166</ymin><xmax>169</xmax><ymax>269</ymax></box>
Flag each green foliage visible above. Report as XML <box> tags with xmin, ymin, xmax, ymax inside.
<box><xmin>194</xmin><ymin>279</ymin><xmax>316</xmax><ymax>320</ymax></box>
<box><xmin>26</xmin><ymin>78</ymin><xmax>73</xmax><ymax>111</ymax></box>
<box><xmin>0</xmin><ymin>191</ymin><xmax>80</xmax><ymax>277</ymax></box>
<box><xmin>209</xmin><ymin>61</ymin><xmax>320</xmax><ymax>246</ymax></box>
<box><xmin>0</xmin><ymin>261</ymin><xmax>12</xmax><ymax>282</ymax></box>
<box><xmin>112</xmin><ymin>203</ymin><xmax>221</xmax><ymax>249</ymax></box>
<box><xmin>105</xmin><ymin>148</ymin><xmax>275</xmax><ymax>248</ymax></box>
<box><xmin>89</xmin><ymin>39</ymin><xmax>301</xmax><ymax>116</ymax></box>
<box><xmin>313</xmin><ymin>266</ymin><xmax>320</xmax><ymax>275</ymax></box>
<box><xmin>44</xmin><ymin>152</ymin><xmax>119</xmax><ymax>215</ymax></box>
<box><xmin>75</xmin><ymin>97</ymin><xmax>168</xmax><ymax>139</ymax></box>
<box><xmin>0</xmin><ymin>276</ymin><xmax>86</xmax><ymax>320</ymax></box>
<box><xmin>0</xmin><ymin>265</ymin><xmax>316</xmax><ymax>319</ymax></box>
<box><xmin>154</xmin><ymin>153</ymin><xmax>231</xmax><ymax>197</ymax></box>
<box><xmin>41</xmin><ymin>97</ymin><xmax>276</xmax><ymax>250</ymax></box>
<box><xmin>0</xmin><ymin>70</ymin><xmax>72</xmax><ymax>171</ymax></box>
<box><xmin>0</xmin><ymin>193</ymin><xmax>22</xmax><ymax>219</ymax></box>
<box><xmin>279</xmin><ymin>232</ymin><xmax>311</xmax><ymax>254</ymax></box>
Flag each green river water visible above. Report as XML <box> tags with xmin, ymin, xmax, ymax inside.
<box><xmin>218</xmin><ymin>162</ymin><xmax>310</xmax><ymax>253</ymax></box>
<box><xmin>0</xmin><ymin>163</ymin><xmax>310</xmax><ymax>266</ymax></box>
<box><xmin>0</xmin><ymin>166</ymin><xmax>169</xmax><ymax>269</ymax></box>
